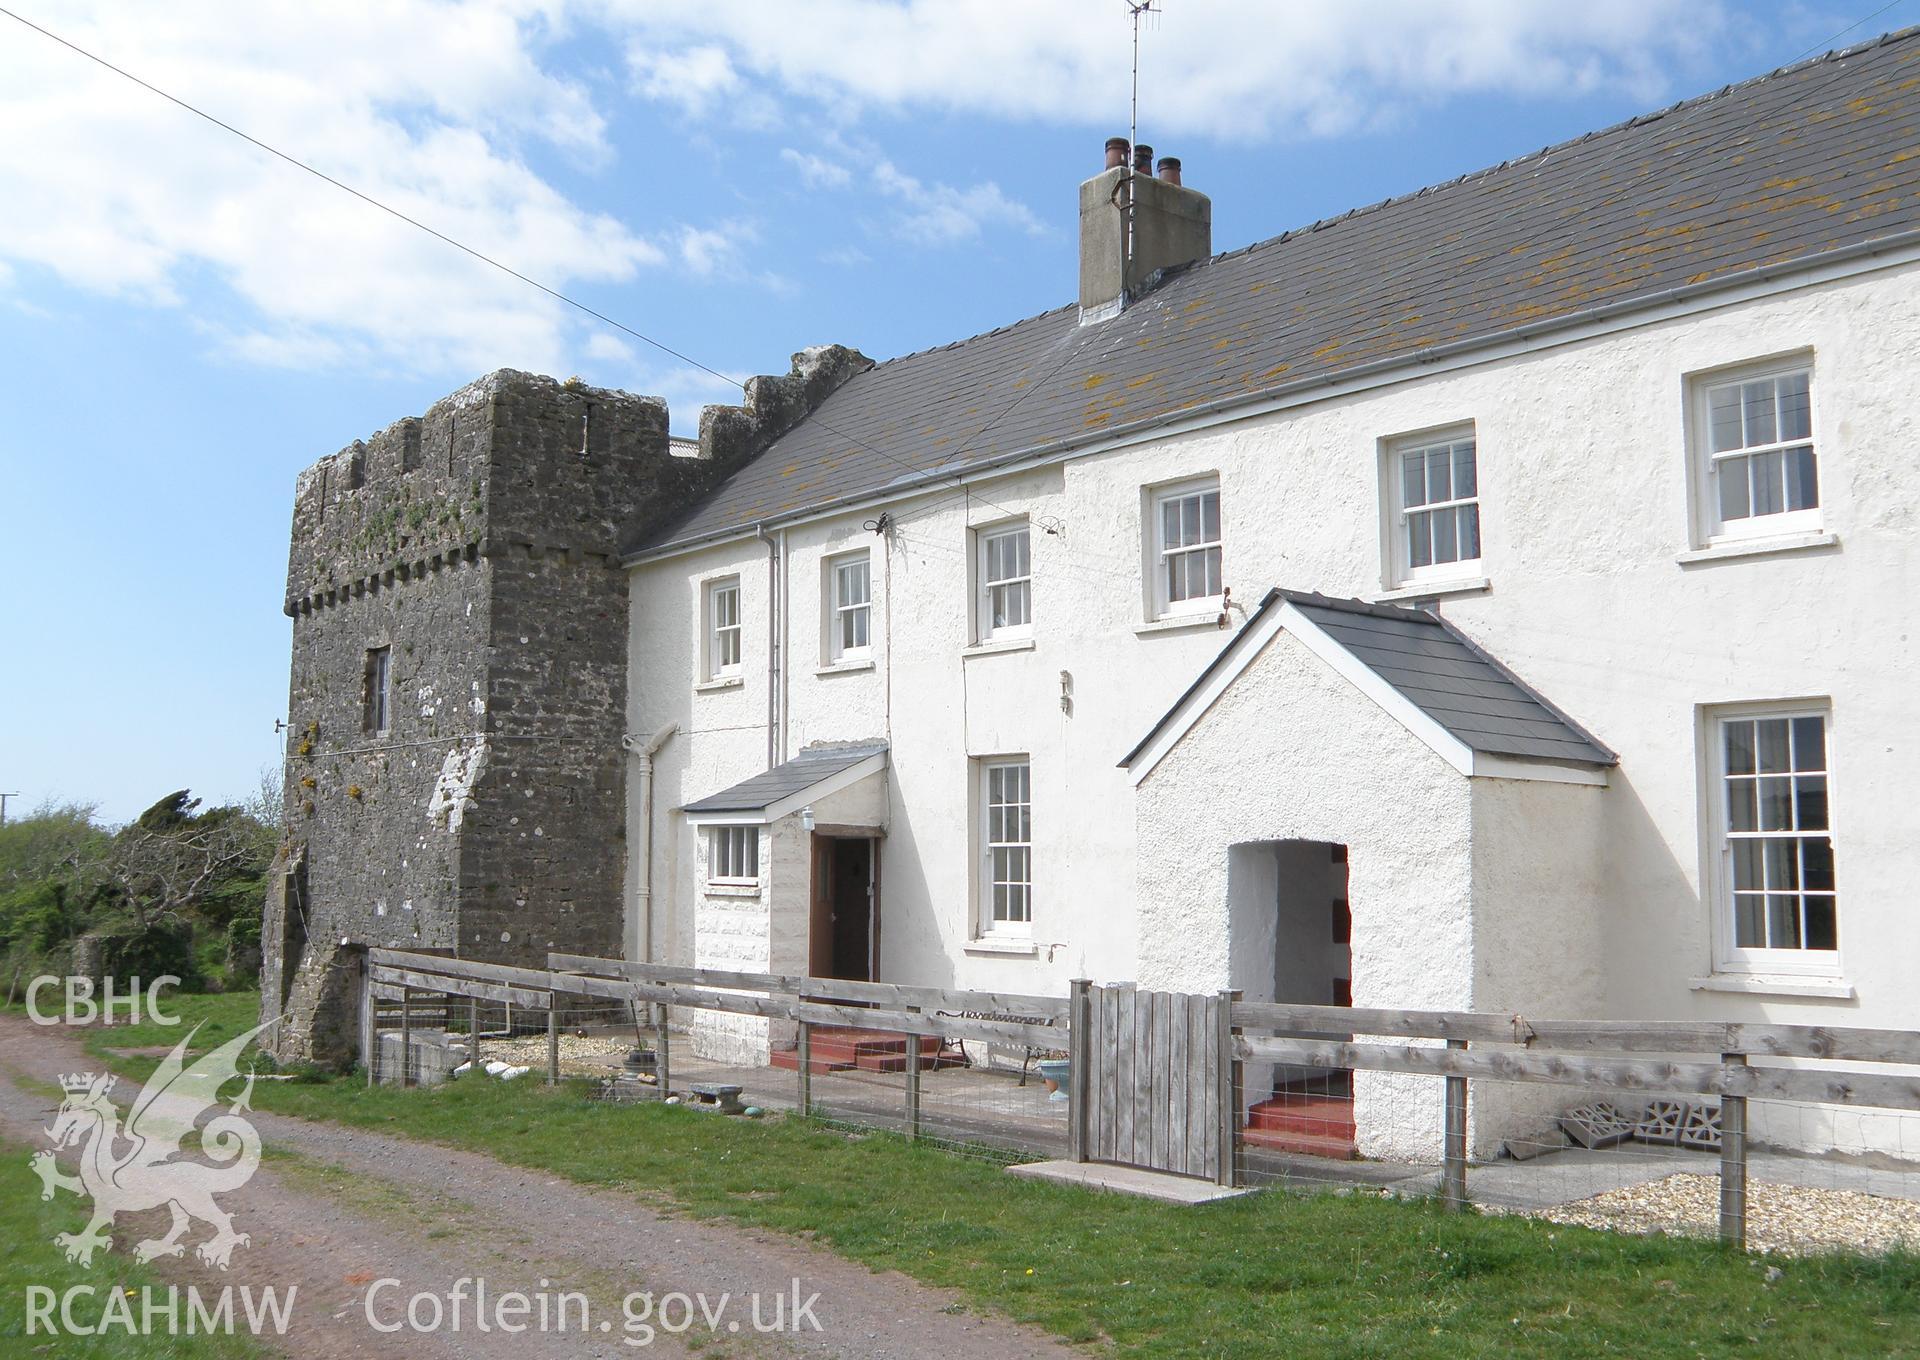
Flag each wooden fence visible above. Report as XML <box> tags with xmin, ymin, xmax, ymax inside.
<box><xmin>358</xmin><ymin>949</ymin><xmax>1920</xmax><ymax>1249</ymax></box>
<box><xmin>1232</xmin><ymin>999</ymin><xmax>1920</xmax><ymax>1242</ymax></box>
<box><xmin>362</xmin><ymin>948</ymin><xmax>1065</xmax><ymax>1143</ymax></box>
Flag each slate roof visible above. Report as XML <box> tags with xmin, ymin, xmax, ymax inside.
<box><xmin>1283</xmin><ymin>593</ymin><xmax>1615</xmax><ymax>766</ymax></box>
<box><xmin>1121</xmin><ymin>590</ymin><xmax>1614</xmax><ymax>770</ymax></box>
<box><xmin>681</xmin><ymin>742</ymin><xmax>888</xmax><ymax>814</ymax></box>
<box><xmin>640</xmin><ymin>29</ymin><xmax>1920</xmax><ymax>556</ymax></box>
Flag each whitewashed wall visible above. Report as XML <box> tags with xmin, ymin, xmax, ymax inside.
<box><xmin>628</xmin><ymin>259</ymin><xmax>1920</xmax><ymax>1068</ymax></box>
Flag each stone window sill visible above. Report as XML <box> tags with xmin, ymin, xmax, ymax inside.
<box><xmin>1134</xmin><ymin>614</ymin><xmax>1227</xmax><ymax>638</ymax></box>
<box><xmin>1689</xmin><ymin>973</ymin><xmax>1855</xmax><ymax>1000</ymax></box>
<box><xmin>1371</xmin><ymin>574</ymin><xmax>1491</xmax><ymax>605</ymax></box>
<box><xmin>964</xmin><ymin>937</ymin><xmax>1038</xmax><ymax>957</ymax></box>
<box><xmin>814</xmin><ymin>658</ymin><xmax>875</xmax><ymax>677</ymax></box>
<box><xmin>961</xmin><ymin>636</ymin><xmax>1036</xmax><ymax>659</ymax></box>
<box><xmin>703</xmin><ymin>883</ymin><xmax>762</xmax><ymax>899</ymax></box>
<box><xmin>694</xmin><ymin>675</ymin><xmax>744</xmax><ymax>693</ymax></box>
<box><xmin>1677</xmin><ymin>531</ymin><xmax>1839</xmax><ymax>567</ymax></box>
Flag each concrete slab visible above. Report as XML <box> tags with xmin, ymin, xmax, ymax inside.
<box><xmin>1007</xmin><ymin>1159</ymin><xmax>1256</xmax><ymax>1204</ymax></box>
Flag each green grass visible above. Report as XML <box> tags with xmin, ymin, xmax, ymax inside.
<box><xmin>77</xmin><ymin>993</ymin><xmax>1920</xmax><ymax>1358</ymax></box>
<box><xmin>0</xmin><ymin>1134</ymin><xmax>264</xmax><ymax>1357</ymax></box>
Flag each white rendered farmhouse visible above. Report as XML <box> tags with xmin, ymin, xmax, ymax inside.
<box><xmin>620</xmin><ymin>36</ymin><xmax>1920</xmax><ymax>1155</ymax></box>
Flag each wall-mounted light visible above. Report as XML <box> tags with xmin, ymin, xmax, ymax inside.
<box><xmin>1059</xmin><ymin>670</ymin><xmax>1074</xmax><ymax>717</ymax></box>
<box><xmin>800</xmin><ymin>805</ymin><xmax>816</xmax><ymax>832</ymax></box>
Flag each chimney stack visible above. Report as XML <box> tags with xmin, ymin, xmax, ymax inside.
<box><xmin>1078</xmin><ymin>138</ymin><xmax>1212</xmax><ymax>322</ymax></box>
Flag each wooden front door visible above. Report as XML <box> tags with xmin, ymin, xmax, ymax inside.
<box><xmin>808</xmin><ymin>834</ymin><xmax>877</xmax><ymax>981</ymax></box>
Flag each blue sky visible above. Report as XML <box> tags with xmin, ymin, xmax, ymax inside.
<box><xmin>0</xmin><ymin>0</ymin><xmax>1903</xmax><ymax>823</ymax></box>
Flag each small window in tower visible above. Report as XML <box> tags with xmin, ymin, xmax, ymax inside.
<box><xmin>364</xmin><ymin>646</ymin><xmax>391</xmax><ymax>735</ymax></box>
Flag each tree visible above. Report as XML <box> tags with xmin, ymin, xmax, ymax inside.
<box><xmin>103</xmin><ymin>791</ymin><xmax>275</xmax><ymax>932</ymax></box>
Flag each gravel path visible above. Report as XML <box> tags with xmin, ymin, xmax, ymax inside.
<box><xmin>0</xmin><ymin>1014</ymin><xmax>1078</xmax><ymax>1358</ymax></box>
<box><xmin>1510</xmin><ymin>1171</ymin><xmax>1920</xmax><ymax>1256</ymax></box>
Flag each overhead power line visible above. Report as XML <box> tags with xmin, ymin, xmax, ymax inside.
<box><xmin>0</xmin><ymin>4</ymin><xmax>738</xmax><ymax>390</ymax></box>
<box><xmin>1788</xmin><ymin>0</ymin><xmax>1911</xmax><ymax>63</ymax></box>
<box><xmin>0</xmin><ymin>4</ymin><xmax>1066</xmax><ymax>537</ymax></box>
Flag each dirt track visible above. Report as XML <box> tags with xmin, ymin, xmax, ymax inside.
<box><xmin>0</xmin><ymin>1013</ymin><xmax>1076</xmax><ymax>1358</ymax></box>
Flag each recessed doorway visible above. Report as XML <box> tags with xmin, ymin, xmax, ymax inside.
<box><xmin>809</xmin><ymin>834</ymin><xmax>878</xmax><ymax>982</ymax></box>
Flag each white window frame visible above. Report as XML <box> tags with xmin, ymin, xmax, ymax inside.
<box><xmin>1148</xmin><ymin>477</ymin><xmax>1223</xmax><ymax>620</ymax></box>
<box><xmin>1384</xmin><ymin>426</ymin><xmax>1481</xmax><ymax>588</ymax></box>
<box><xmin>825</xmin><ymin>550</ymin><xmax>872</xmax><ymax>663</ymax></box>
<box><xmin>1706</xmin><ymin>703</ymin><xmax>1839</xmax><ymax>977</ymax></box>
<box><xmin>1689</xmin><ymin>356</ymin><xmax>1820</xmax><ymax>546</ymax></box>
<box><xmin>974</xmin><ymin>521</ymin><xmax>1033</xmax><ymax>643</ymax></box>
<box><xmin>707</xmin><ymin>824</ymin><xmax>760</xmax><ymax>887</ymax></box>
<box><xmin>702</xmin><ymin>576</ymin><xmax>742</xmax><ymax>681</ymax></box>
<box><xmin>977</xmin><ymin>757</ymin><xmax>1032</xmax><ymax>938</ymax></box>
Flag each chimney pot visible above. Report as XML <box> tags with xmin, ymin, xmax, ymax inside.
<box><xmin>1078</xmin><ymin>144</ymin><xmax>1209</xmax><ymax>321</ymax></box>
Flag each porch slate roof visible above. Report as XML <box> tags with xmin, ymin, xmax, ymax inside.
<box><xmin>682</xmin><ymin>742</ymin><xmax>889</xmax><ymax>815</ymax></box>
<box><xmin>1122</xmin><ymin>591</ymin><xmax>1615</xmax><ymax>772</ymax></box>
<box><xmin>1283</xmin><ymin>594</ymin><xmax>1615</xmax><ymax>767</ymax></box>
<box><xmin>637</xmin><ymin>28</ymin><xmax>1920</xmax><ymax>557</ymax></box>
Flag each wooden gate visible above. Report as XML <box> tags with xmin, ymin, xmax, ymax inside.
<box><xmin>1070</xmin><ymin>982</ymin><xmax>1234</xmax><ymax>1183</ymax></box>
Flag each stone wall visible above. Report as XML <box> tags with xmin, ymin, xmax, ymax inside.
<box><xmin>267</xmin><ymin>371</ymin><xmax>675</xmax><ymax>1063</ymax></box>
<box><xmin>267</xmin><ymin>355</ymin><xmax>869</xmax><ymax>1067</ymax></box>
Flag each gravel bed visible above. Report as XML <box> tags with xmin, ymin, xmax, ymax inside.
<box><xmin>1512</xmin><ymin>1171</ymin><xmax>1920</xmax><ymax>1256</ymax></box>
<box><xmin>474</xmin><ymin>1032</ymin><xmax>630</xmax><ymax>1069</ymax></box>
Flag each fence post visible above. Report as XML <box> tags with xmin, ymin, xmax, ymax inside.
<box><xmin>360</xmin><ymin>967</ymin><xmax>374</xmax><ymax>1089</ymax></box>
<box><xmin>655</xmin><ymin>1001</ymin><xmax>672</xmax><ymax>1101</ymax></box>
<box><xmin>1443</xmin><ymin>1038</ymin><xmax>1469</xmax><ymax>1211</ymax></box>
<box><xmin>1720</xmin><ymin>1052</ymin><xmax>1749</xmax><ymax>1248</ymax></box>
<box><xmin>797</xmin><ymin>1019</ymin><xmax>812</xmax><ymax>1116</ymax></box>
<box><xmin>546</xmin><ymin>991</ymin><xmax>559</xmax><ymax>1086</ymax></box>
<box><xmin>399</xmin><ymin>985</ymin><xmax>412</xmax><ymax>1087</ymax></box>
<box><xmin>1216</xmin><ymin>989</ymin><xmax>1240</xmax><ymax>1188</ymax></box>
<box><xmin>469</xmin><ymin>997</ymin><xmax>481</xmax><ymax>1073</ymax></box>
<box><xmin>1068</xmin><ymin>979</ymin><xmax>1092</xmax><ymax>1163</ymax></box>
<box><xmin>904</xmin><ymin>1008</ymin><xmax>923</xmax><ymax>1142</ymax></box>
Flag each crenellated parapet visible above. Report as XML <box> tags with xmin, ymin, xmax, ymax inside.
<box><xmin>697</xmin><ymin>344</ymin><xmax>873</xmax><ymax>468</ymax></box>
<box><xmin>284</xmin><ymin>370</ymin><xmax>670</xmax><ymax>616</ymax></box>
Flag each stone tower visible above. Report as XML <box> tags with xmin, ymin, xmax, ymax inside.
<box><xmin>264</xmin><ymin>370</ymin><xmax>683</xmax><ymax>1062</ymax></box>
<box><xmin>263</xmin><ymin>353</ymin><xmax>872</xmax><ymax>1065</ymax></box>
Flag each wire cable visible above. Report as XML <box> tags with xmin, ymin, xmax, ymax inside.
<box><xmin>0</xmin><ymin>5</ymin><xmax>1065</xmax><ymax>537</ymax></box>
<box><xmin>1788</xmin><ymin>0</ymin><xmax>1910</xmax><ymax>63</ymax></box>
<box><xmin>0</xmin><ymin>5</ymin><xmax>743</xmax><ymax>392</ymax></box>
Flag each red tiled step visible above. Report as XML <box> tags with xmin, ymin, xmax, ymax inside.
<box><xmin>1243</xmin><ymin>1095</ymin><xmax>1357</xmax><ymax>1159</ymax></box>
<box><xmin>769</xmin><ymin>1029</ymin><xmax>954</xmax><ymax>1074</ymax></box>
<box><xmin>1241</xmin><ymin>1126</ymin><xmax>1360</xmax><ymax>1160</ymax></box>
<box><xmin>1248</xmin><ymin>1095</ymin><xmax>1356</xmax><ymax>1139</ymax></box>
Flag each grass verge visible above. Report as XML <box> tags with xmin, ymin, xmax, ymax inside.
<box><xmin>0</xmin><ymin>1131</ymin><xmax>264</xmax><ymax>1357</ymax></box>
<box><xmin>71</xmin><ymin>993</ymin><xmax>1920</xmax><ymax>1358</ymax></box>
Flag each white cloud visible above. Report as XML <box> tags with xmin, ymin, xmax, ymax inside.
<box><xmin>0</xmin><ymin>1</ymin><xmax>722</xmax><ymax>379</ymax></box>
<box><xmin>677</xmin><ymin>220</ymin><xmax>760</xmax><ymax>275</ymax></box>
<box><xmin>605</xmin><ymin>0</ymin><xmax>1726</xmax><ymax>140</ymax></box>
<box><xmin>780</xmin><ymin>147</ymin><xmax>852</xmax><ymax>188</ymax></box>
<box><xmin>628</xmin><ymin>43</ymin><xmax>742</xmax><ymax>114</ymax></box>
<box><xmin>871</xmin><ymin>159</ymin><xmax>1043</xmax><ymax>245</ymax></box>
<box><xmin>784</xmin><ymin>132</ymin><xmax>1042</xmax><ymax>247</ymax></box>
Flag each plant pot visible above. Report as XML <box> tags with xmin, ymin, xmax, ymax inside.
<box><xmin>1035</xmin><ymin>1058</ymin><xmax>1071</xmax><ymax>1102</ymax></box>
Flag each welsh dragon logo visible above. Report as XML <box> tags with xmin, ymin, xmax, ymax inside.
<box><xmin>31</xmin><ymin>1020</ymin><xmax>274</xmax><ymax>1269</ymax></box>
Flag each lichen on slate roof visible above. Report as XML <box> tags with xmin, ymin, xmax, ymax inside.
<box><xmin>642</xmin><ymin>29</ymin><xmax>1920</xmax><ymax>556</ymax></box>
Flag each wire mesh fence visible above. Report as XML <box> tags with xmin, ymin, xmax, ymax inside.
<box><xmin>363</xmin><ymin>950</ymin><xmax>1920</xmax><ymax>1257</ymax></box>
<box><xmin>1469</xmin><ymin>1083</ymin><xmax>1920</xmax><ymax>1255</ymax></box>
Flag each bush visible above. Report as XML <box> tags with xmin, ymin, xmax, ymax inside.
<box><xmin>82</xmin><ymin>920</ymin><xmax>202</xmax><ymax>990</ymax></box>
